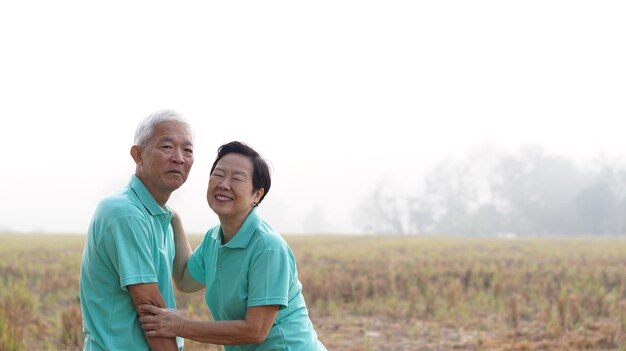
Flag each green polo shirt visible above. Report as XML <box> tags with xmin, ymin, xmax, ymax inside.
<box><xmin>187</xmin><ymin>208</ymin><xmax>326</xmax><ymax>351</ymax></box>
<box><xmin>79</xmin><ymin>175</ymin><xmax>183</xmax><ymax>351</ymax></box>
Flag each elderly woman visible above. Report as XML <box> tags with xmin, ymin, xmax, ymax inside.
<box><xmin>139</xmin><ymin>141</ymin><xmax>326</xmax><ymax>350</ymax></box>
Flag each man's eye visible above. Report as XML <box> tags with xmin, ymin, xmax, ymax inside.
<box><xmin>185</xmin><ymin>148</ymin><xmax>194</xmax><ymax>154</ymax></box>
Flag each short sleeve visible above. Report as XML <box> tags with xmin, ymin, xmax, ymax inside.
<box><xmin>247</xmin><ymin>248</ymin><xmax>290</xmax><ymax>308</ymax></box>
<box><xmin>101</xmin><ymin>215</ymin><xmax>158</xmax><ymax>290</ymax></box>
<box><xmin>187</xmin><ymin>235</ymin><xmax>208</xmax><ymax>285</ymax></box>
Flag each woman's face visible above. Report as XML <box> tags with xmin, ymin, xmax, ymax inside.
<box><xmin>207</xmin><ymin>153</ymin><xmax>263</xmax><ymax>222</ymax></box>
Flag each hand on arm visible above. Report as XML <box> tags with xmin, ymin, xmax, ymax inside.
<box><xmin>128</xmin><ymin>283</ymin><xmax>179</xmax><ymax>351</ymax></box>
<box><xmin>170</xmin><ymin>210</ymin><xmax>204</xmax><ymax>292</ymax></box>
<box><xmin>140</xmin><ymin>304</ymin><xmax>279</xmax><ymax>345</ymax></box>
<box><xmin>138</xmin><ymin>305</ymin><xmax>186</xmax><ymax>338</ymax></box>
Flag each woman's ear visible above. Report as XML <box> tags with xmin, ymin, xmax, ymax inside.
<box><xmin>255</xmin><ymin>188</ymin><xmax>265</xmax><ymax>204</ymax></box>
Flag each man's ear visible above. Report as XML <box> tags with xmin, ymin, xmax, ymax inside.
<box><xmin>130</xmin><ymin>145</ymin><xmax>142</xmax><ymax>165</ymax></box>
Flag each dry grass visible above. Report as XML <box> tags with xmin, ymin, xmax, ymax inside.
<box><xmin>1</xmin><ymin>233</ymin><xmax>626</xmax><ymax>350</ymax></box>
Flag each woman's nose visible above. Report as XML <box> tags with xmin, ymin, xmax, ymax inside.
<box><xmin>217</xmin><ymin>179</ymin><xmax>230</xmax><ymax>189</ymax></box>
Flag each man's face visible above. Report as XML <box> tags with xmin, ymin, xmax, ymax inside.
<box><xmin>136</xmin><ymin>121</ymin><xmax>194</xmax><ymax>200</ymax></box>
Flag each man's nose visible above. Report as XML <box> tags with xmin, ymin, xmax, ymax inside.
<box><xmin>171</xmin><ymin>148</ymin><xmax>185</xmax><ymax>163</ymax></box>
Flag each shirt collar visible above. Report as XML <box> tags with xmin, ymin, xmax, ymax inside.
<box><xmin>221</xmin><ymin>208</ymin><xmax>260</xmax><ymax>249</ymax></box>
<box><xmin>129</xmin><ymin>175</ymin><xmax>170</xmax><ymax>217</ymax></box>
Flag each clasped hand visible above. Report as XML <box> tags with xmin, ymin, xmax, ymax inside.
<box><xmin>139</xmin><ymin>304</ymin><xmax>184</xmax><ymax>338</ymax></box>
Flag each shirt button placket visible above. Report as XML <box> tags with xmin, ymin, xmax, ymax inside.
<box><xmin>217</xmin><ymin>247</ymin><xmax>223</xmax><ymax>270</ymax></box>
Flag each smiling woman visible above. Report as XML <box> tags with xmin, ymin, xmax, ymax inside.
<box><xmin>207</xmin><ymin>147</ymin><xmax>269</xmax><ymax>243</ymax></box>
<box><xmin>139</xmin><ymin>141</ymin><xmax>327</xmax><ymax>350</ymax></box>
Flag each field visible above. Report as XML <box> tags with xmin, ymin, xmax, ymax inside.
<box><xmin>1</xmin><ymin>234</ymin><xmax>626</xmax><ymax>350</ymax></box>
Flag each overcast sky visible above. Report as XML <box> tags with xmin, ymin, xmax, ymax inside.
<box><xmin>1</xmin><ymin>1</ymin><xmax>625</xmax><ymax>235</ymax></box>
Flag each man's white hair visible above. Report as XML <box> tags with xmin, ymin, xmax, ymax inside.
<box><xmin>134</xmin><ymin>109</ymin><xmax>193</xmax><ymax>147</ymax></box>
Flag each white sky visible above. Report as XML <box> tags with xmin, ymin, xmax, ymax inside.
<box><xmin>1</xmin><ymin>1</ymin><xmax>625</xmax><ymax>234</ymax></box>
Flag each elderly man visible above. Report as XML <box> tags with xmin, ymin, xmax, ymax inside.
<box><xmin>79</xmin><ymin>109</ymin><xmax>194</xmax><ymax>350</ymax></box>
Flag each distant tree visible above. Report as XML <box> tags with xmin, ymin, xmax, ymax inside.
<box><xmin>352</xmin><ymin>181</ymin><xmax>405</xmax><ymax>235</ymax></box>
<box><xmin>491</xmin><ymin>146</ymin><xmax>585</xmax><ymax>236</ymax></box>
<box><xmin>420</xmin><ymin>144</ymin><xmax>506</xmax><ymax>235</ymax></box>
<box><xmin>352</xmin><ymin>181</ymin><xmax>430</xmax><ymax>235</ymax></box>
<box><xmin>406</xmin><ymin>196</ymin><xmax>435</xmax><ymax>234</ymax></box>
<box><xmin>421</xmin><ymin>158</ymin><xmax>474</xmax><ymax>235</ymax></box>
<box><xmin>570</xmin><ymin>164</ymin><xmax>626</xmax><ymax>235</ymax></box>
<box><xmin>357</xmin><ymin>144</ymin><xmax>626</xmax><ymax>236</ymax></box>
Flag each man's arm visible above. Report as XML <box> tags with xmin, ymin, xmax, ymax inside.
<box><xmin>128</xmin><ymin>283</ymin><xmax>179</xmax><ymax>351</ymax></box>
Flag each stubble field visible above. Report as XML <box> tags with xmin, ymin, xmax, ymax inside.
<box><xmin>1</xmin><ymin>234</ymin><xmax>626</xmax><ymax>350</ymax></box>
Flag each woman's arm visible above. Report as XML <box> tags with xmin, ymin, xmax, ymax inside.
<box><xmin>170</xmin><ymin>210</ymin><xmax>204</xmax><ymax>293</ymax></box>
<box><xmin>139</xmin><ymin>304</ymin><xmax>279</xmax><ymax>345</ymax></box>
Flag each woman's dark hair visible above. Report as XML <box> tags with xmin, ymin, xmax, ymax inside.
<box><xmin>211</xmin><ymin>141</ymin><xmax>271</xmax><ymax>205</ymax></box>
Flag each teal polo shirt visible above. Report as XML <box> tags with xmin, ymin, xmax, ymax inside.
<box><xmin>187</xmin><ymin>208</ymin><xmax>326</xmax><ymax>351</ymax></box>
<box><xmin>79</xmin><ymin>175</ymin><xmax>183</xmax><ymax>351</ymax></box>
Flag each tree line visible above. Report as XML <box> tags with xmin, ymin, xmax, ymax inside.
<box><xmin>355</xmin><ymin>144</ymin><xmax>626</xmax><ymax>236</ymax></box>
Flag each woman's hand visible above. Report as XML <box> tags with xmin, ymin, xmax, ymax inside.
<box><xmin>139</xmin><ymin>304</ymin><xmax>186</xmax><ymax>338</ymax></box>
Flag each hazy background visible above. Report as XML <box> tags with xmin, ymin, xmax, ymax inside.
<box><xmin>1</xmin><ymin>1</ymin><xmax>625</xmax><ymax>235</ymax></box>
